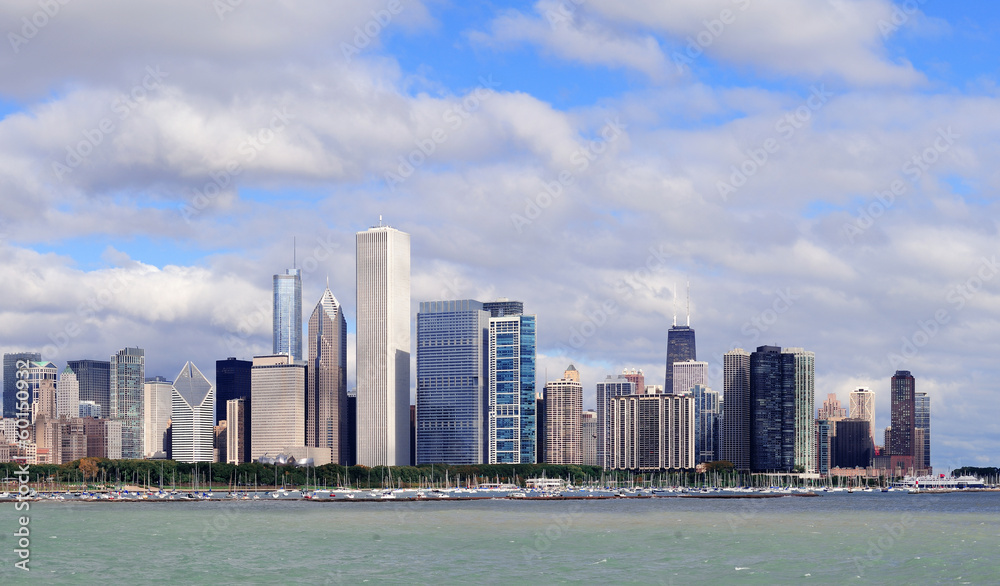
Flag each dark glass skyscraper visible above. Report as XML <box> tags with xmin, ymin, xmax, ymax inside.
<box><xmin>488</xmin><ymin>312</ymin><xmax>536</xmax><ymax>464</ymax></box>
<box><xmin>721</xmin><ymin>349</ymin><xmax>750</xmax><ymax>470</ymax></box>
<box><xmin>749</xmin><ymin>345</ymin><xmax>795</xmax><ymax>472</ymax></box>
<box><xmin>3</xmin><ymin>352</ymin><xmax>41</xmax><ymax>417</ymax></box>
<box><xmin>216</xmin><ymin>357</ymin><xmax>252</xmax><ymax>425</ymax></box>
<box><xmin>890</xmin><ymin>370</ymin><xmax>916</xmax><ymax>472</ymax></box>
<box><xmin>416</xmin><ymin>299</ymin><xmax>489</xmax><ymax>465</ymax></box>
<box><xmin>111</xmin><ymin>346</ymin><xmax>145</xmax><ymax>459</ymax></box>
<box><xmin>67</xmin><ymin>359</ymin><xmax>111</xmax><ymax>419</ymax></box>
<box><xmin>273</xmin><ymin>267</ymin><xmax>303</xmax><ymax>361</ymax></box>
<box><xmin>831</xmin><ymin>419</ymin><xmax>873</xmax><ymax>469</ymax></box>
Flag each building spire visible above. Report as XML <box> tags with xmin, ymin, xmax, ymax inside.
<box><xmin>672</xmin><ymin>283</ymin><xmax>677</xmax><ymax>327</ymax></box>
<box><xmin>686</xmin><ymin>280</ymin><xmax>690</xmax><ymax>327</ymax></box>
<box><xmin>293</xmin><ymin>237</ymin><xmax>297</xmax><ymax>269</ymax></box>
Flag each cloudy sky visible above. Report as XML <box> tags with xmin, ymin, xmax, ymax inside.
<box><xmin>1</xmin><ymin>0</ymin><xmax>998</xmax><ymax>470</ymax></box>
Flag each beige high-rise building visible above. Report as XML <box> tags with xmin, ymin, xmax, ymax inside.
<box><xmin>544</xmin><ymin>365</ymin><xmax>583</xmax><ymax>465</ymax></box>
<box><xmin>850</xmin><ymin>387</ymin><xmax>876</xmax><ymax>442</ymax></box>
<box><xmin>581</xmin><ymin>410</ymin><xmax>598</xmax><ymax>466</ymax></box>
<box><xmin>250</xmin><ymin>355</ymin><xmax>306</xmax><ymax>461</ymax></box>
<box><xmin>609</xmin><ymin>393</ymin><xmax>694</xmax><ymax>470</ymax></box>
<box><xmin>144</xmin><ymin>376</ymin><xmax>173</xmax><ymax>458</ymax></box>
<box><xmin>307</xmin><ymin>286</ymin><xmax>348</xmax><ymax>464</ymax></box>
<box><xmin>57</xmin><ymin>367</ymin><xmax>79</xmax><ymax>418</ymax></box>
<box><xmin>356</xmin><ymin>224</ymin><xmax>410</xmax><ymax>466</ymax></box>
<box><xmin>226</xmin><ymin>398</ymin><xmax>246</xmax><ymax>464</ymax></box>
<box><xmin>672</xmin><ymin>360</ymin><xmax>708</xmax><ymax>395</ymax></box>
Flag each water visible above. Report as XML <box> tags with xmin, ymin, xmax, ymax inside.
<box><xmin>1</xmin><ymin>492</ymin><xmax>998</xmax><ymax>584</ymax></box>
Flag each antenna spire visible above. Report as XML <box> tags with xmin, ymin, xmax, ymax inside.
<box><xmin>293</xmin><ymin>237</ymin><xmax>297</xmax><ymax>269</ymax></box>
<box><xmin>672</xmin><ymin>283</ymin><xmax>677</xmax><ymax>327</ymax></box>
<box><xmin>686</xmin><ymin>280</ymin><xmax>691</xmax><ymax>327</ymax></box>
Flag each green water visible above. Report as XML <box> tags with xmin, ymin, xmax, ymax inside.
<box><xmin>1</xmin><ymin>493</ymin><xmax>998</xmax><ymax>584</ymax></box>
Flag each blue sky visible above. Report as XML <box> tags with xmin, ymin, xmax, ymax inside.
<box><xmin>1</xmin><ymin>0</ymin><xmax>1000</xmax><ymax>472</ymax></box>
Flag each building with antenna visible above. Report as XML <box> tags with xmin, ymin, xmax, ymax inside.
<box><xmin>273</xmin><ymin>242</ymin><xmax>303</xmax><ymax>362</ymax></box>
<box><xmin>664</xmin><ymin>283</ymin><xmax>696</xmax><ymax>393</ymax></box>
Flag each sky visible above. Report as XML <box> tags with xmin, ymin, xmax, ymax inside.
<box><xmin>1</xmin><ymin>0</ymin><xmax>998</xmax><ymax>472</ymax></box>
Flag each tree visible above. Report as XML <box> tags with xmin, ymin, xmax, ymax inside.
<box><xmin>79</xmin><ymin>458</ymin><xmax>99</xmax><ymax>484</ymax></box>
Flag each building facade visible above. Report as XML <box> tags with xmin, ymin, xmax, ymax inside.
<box><xmin>56</xmin><ymin>366</ymin><xmax>80</xmax><ymax>419</ymax></box>
<box><xmin>849</xmin><ymin>387</ymin><xmax>876</xmax><ymax>441</ymax></box>
<box><xmin>170</xmin><ymin>362</ymin><xmax>215</xmax><ymax>463</ymax></box>
<box><xmin>915</xmin><ymin>391</ymin><xmax>930</xmax><ymax>473</ymax></box>
<box><xmin>356</xmin><ymin>224</ymin><xmax>411</xmax><ymax>466</ymax></box>
<box><xmin>608</xmin><ymin>393</ymin><xmax>694</xmax><ymax>470</ymax></box>
<box><xmin>890</xmin><ymin>370</ymin><xmax>916</xmax><ymax>473</ymax></box>
<box><xmin>415</xmin><ymin>299</ymin><xmax>489</xmax><ymax>465</ymax></box>
<box><xmin>144</xmin><ymin>376</ymin><xmax>173</xmax><ymax>458</ymax></box>
<box><xmin>581</xmin><ymin>410</ymin><xmax>598</xmax><ymax>466</ymax></box>
<box><xmin>226</xmin><ymin>398</ymin><xmax>248</xmax><ymax>464</ymax></box>
<box><xmin>720</xmin><ymin>349</ymin><xmax>750</xmax><ymax>470</ymax></box>
<box><xmin>596</xmin><ymin>375</ymin><xmax>635</xmax><ymax>469</ymax></box>
<box><xmin>250</xmin><ymin>355</ymin><xmax>306</xmax><ymax>461</ymax></box>
<box><xmin>672</xmin><ymin>360</ymin><xmax>708</xmax><ymax>395</ymax></box>
<box><xmin>749</xmin><ymin>346</ymin><xmax>795</xmax><ymax>473</ymax></box>
<box><xmin>831</xmin><ymin>419</ymin><xmax>873</xmax><ymax>469</ymax></box>
<box><xmin>215</xmin><ymin>357</ymin><xmax>251</xmax><ymax>425</ymax></box>
<box><xmin>307</xmin><ymin>286</ymin><xmax>349</xmax><ymax>463</ymax></box>
<box><xmin>544</xmin><ymin>366</ymin><xmax>583</xmax><ymax>465</ymax></box>
<box><xmin>273</xmin><ymin>267</ymin><xmax>303</xmax><ymax>361</ymax></box>
<box><xmin>66</xmin><ymin>359</ymin><xmax>111</xmax><ymax>419</ymax></box>
<box><xmin>664</xmin><ymin>326</ymin><xmax>696</xmax><ymax>394</ymax></box>
<box><xmin>487</xmin><ymin>313</ymin><xmax>536</xmax><ymax>464</ymax></box>
<box><xmin>692</xmin><ymin>384</ymin><xmax>720</xmax><ymax>464</ymax></box>
<box><xmin>110</xmin><ymin>347</ymin><xmax>145</xmax><ymax>459</ymax></box>
<box><xmin>784</xmin><ymin>347</ymin><xmax>816</xmax><ymax>473</ymax></box>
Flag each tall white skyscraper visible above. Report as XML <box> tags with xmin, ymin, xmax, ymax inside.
<box><xmin>850</xmin><ymin>387</ymin><xmax>876</xmax><ymax>441</ymax></box>
<box><xmin>144</xmin><ymin>376</ymin><xmax>173</xmax><ymax>458</ymax></box>
<box><xmin>672</xmin><ymin>360</ymin><xmax>708</xmax><ymax>395</ymax></box>
<box><xmin>356</xmin><ymin>223</ymin><xmax>411</xmax><ymax>466</ymax></box>
<box><xmin>170</xmin><ymin>363</ymin><xmax>215</xmax><ymax>463</ymax></box>
<box><xmin>56</xmin><ymin>366</ymin><xmax>80</xmax><ymax>419</ymax></box>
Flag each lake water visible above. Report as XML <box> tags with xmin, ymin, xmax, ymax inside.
<box><xmin>1</xmin><ymin>492</ymin><xmax>998</xmax><ymax>584</ymax></box>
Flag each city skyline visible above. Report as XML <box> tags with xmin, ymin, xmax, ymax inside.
<box><xmin>1</xmin><ymin>2</ymin><xmax>998</xmax><ymax>472</ymax></box>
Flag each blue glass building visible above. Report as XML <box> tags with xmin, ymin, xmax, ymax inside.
<box><xmin>415</xmin><ymin>300</ymin><xmax>489</xmax><ymax>465</ymax></box>
<box><xmin>3</xmin><ymin>352</ymin><xmax>41</xmax><ymax>417</ymax></box>
<box><xmin>273</xmin><ymin>268</ymin><xmax>302</xmax><ymax>361</ymax></box>
<box><xmin>67</xmin><ymin>359</ymin><xmax>112</xmax><ymax>419</ymax></box>
<box><xmin>664</xmin><ymin>325</ymin><xmax>696</xmax><ymax>394</ymax></box>
<box><xmin>749</xmin><ymin>345</ymin><xmax>795</xmax><ymax>472</ymax></box>
<box><xmin>692</xmin><ymin>384</ymin><xmax>720</xmax><ymax>464</ymax></box>
<box><xmin>488</xmin><ymin>312</ymin><xmax>536</xmax><ymax>464</ymax></box>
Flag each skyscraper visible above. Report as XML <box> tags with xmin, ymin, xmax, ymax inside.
<box><xmin>544</xmin><ymin>365</ymin><xmax>583</xmax><ymax>465</ymax></box>
<box><xmin>621</xmin><ymin>368</ymin><xmax>644</xmax><ymax>394</ymax></box>
<box><xmin>144</xmin><ymin>376</ymin><xmax>173</xmax><ymax>458</ymax></box>
<box><xmin>831</xmin><ymin>419</ymin><xmax>873</xmax><ymax>469</ymax></box>
<box><xmin>784</xmin><ymin>347</ymin><xmax>816</xmax><ymax>473</ymax></box>
<box><xmin>3</xmin><ymin>352</ymin><xmax>40</xmax><ymax>417</ymax></box>
<box><xmin>356</xmin><ymin>223</ymin><xmax>411</xmax><ymax>466</ymax></box>
<box><xmin>215</xmin><ymin>357</ymin><xmax>252</xmax><ymax>425</ymax></box>
<box><xmin>26</xmin><ymin>361</ymin><xmax>57</xmax><ymax>422</ymax></box>
<box><xmin>664</xmin><ymin>284</ymin><xmax>696</xmax><ymax>393</ymax></box>
<box><xmin>672</xmin><ymin>360</ymin><xmax>708</xmax><ymax>395</ymax></box>
<box><xmin>273</xmin><ymin>265</ymin><xmax>303</xmax><ymax>362</ymax></box>
<box><xmin>66</xmin><ymin>359</ymin><xmax>111</xmax><ymax>418</ymax></box>
<box><xmin>307</xmin><ymin>286</ymin><xmax>348</xmax><ymax>463</ymax></box>
<box><xmin>226</xmin><ymin>398</ymin><xmax>248</xmax><ymax>464</ymax></box>
<box><xmin>487</xmin><ymin>313</ymin><xmax>536</xmax><ymax>464</ymax></box>
<box><xmin>581</xmin><ymin>410</ymin><xmax>598</xmax><ymax>466</ymax></box>
<box><xmin>608</xmin><ymin>393</ymin><xmax>694</xmax><ymax>470</ymax></box>
<box><xmin>110</xmin><ymin>347</ymin><xmax>145</xmax><ymax>459</ymax></box>
<box><xmin>483</xmin><ymin>299</ymin><xmax>523</xmax><ymax>317</ymax></box>
<box><xmin>749</xmin><ymin>345</ymin><xmax>795</xmax><ymax>472</ymax></box>
<box><xmin>720</xmin><ymin>348</ymin><xmax>750</xmax><ymax>470</ymax></box>
<box><xmin>56</xmin><ymin>366</ymin><xmax>80</xmax><ymax>419</ymax></box>
<box><xmin>692</xmin><ymin>384</ymin><xmax>720</xmax><ymax>464</ymax></box>
<box><xmin>889</xmin><ymin>370</ymin><xmax>915</xmax><ymax>473</ymax></box>
<box><xmin>415</xmin><ymin>299</ymin><xmax>489</xmax><ymax>465</ymax></box>
<box><xmin>850</xmin><ymin>387</ymin><xmax>876</xmax><ymax>442</ymax></box>
<box><xmin>170</xmin><ymin>362</ymin><xmax>215</xmax><ymax>463</ymax></box>
<box><xmin>250</xmin><ymin>354</ymin><xmax>306</xmax><ymax>461</ymax></box>
<box><xmin>596</xmin><ymin>375</ymin><xmax>635</xmax><ymax>469</ymax></box>
<box><xmin>915</xmin><ymin>391</ymin><xmax>930</xmax><ymax>472</ymax></box>
<box><xmin>818</xmin><ymin>393</ymin><xmax>847</xmax><ymax>421</ymax></box>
